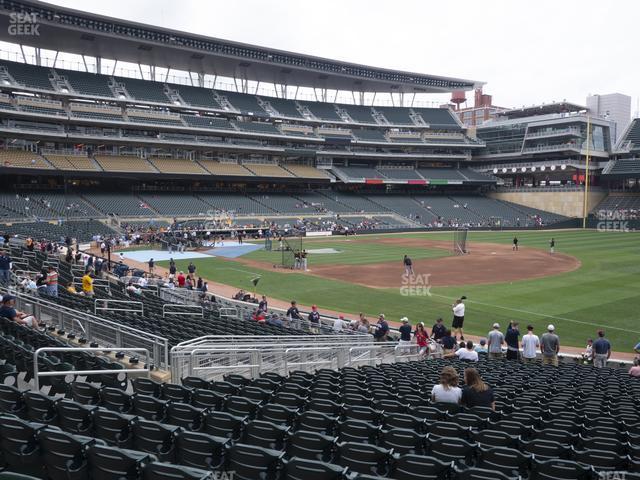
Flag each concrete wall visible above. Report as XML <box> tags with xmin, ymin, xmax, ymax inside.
<box><xmin>489</xmin><ymin>190</ymin><xmax>607</xmax><ymax>218</ymax></box>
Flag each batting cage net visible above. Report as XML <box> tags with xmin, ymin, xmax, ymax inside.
<box><xmin>280</xmin><ymin>236</ymin><xmax>303</xmax><ymax>269</ymax></box>
<box><xmin>453</xmin><ymin>228</ymin><xmax>468</xmax><ymax>255</ymax></box>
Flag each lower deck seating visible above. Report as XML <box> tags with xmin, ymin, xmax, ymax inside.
<box><xmin>0</xmin><ymin>320</ymin><xmax>636</xmax><ymax>480</ymax></box>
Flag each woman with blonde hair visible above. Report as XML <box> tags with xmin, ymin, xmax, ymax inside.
<box><xmin>431</xmin><ymin>366</ymin><xmax>462</xmax><ymax>404</ymax></box>
<box><xmin>461</xmin><ymin>367</ymin><xmax>495</xmax><ymax>410</ymax></box>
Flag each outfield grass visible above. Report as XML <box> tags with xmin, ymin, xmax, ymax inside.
<box><xmin>159</xmin><ymin>230</ymin><xmax>640</xmax><ymax>351</ymax></box>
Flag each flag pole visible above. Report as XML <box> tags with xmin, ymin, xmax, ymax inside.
<box><xmin>582</xmin><ymin>115</ymin><xmax>591</xmax><ymax>229</ymax></box>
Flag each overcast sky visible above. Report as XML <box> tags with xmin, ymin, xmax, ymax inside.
<box><xmin>43</xmin><ymin>0</ymin><xmax>639</xmax><ymax>113</ymax></box>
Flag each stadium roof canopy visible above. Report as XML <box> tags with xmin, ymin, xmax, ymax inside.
<box><xmin>502</xmin><ymin>101</ymin><xmax>588</xmax><ymax>119</ymax></box>
<box><xmin>0</xmin><ymin>0</ymin><xmax>482</xmax><ymax>94</ymax></box>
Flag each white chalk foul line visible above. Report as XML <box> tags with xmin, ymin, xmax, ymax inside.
<box><xmin>428</xmin><ymin>292</ymin><xmax>640</xmax><ymax>334</ymax></box>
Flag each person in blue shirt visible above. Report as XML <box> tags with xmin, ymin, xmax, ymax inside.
<box><xmin>592</xmin><ymin>330</ymin><xmax>611</xmax><ymax>368</ymax></box>
<box><xmin>0</xmin><ymin>250</ymin><xmax>10</xmax><ymax>286</ymax></box>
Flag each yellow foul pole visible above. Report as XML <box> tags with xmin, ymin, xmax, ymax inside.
<box><xmin>582</xmin><ymin>115</ymin><xmax>591</xmax><ymax>229</ymax></box>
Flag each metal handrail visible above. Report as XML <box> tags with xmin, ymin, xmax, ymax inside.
<box><xmin>34</xmin><ymin>347</ymin><xmax>150</xmax><ymax>390</ymax></box>
<box><xmin>94</xmin><ymin>299</ymin><xmax>144</xmax><ymax>315</ymax></box>
<box><xmin>162</xmin><ymin>304</ymin><xmax>203</xmax><ymax>318</ymax></box>
<box><xmin>1</xmin><ymin>287</ymin><xmax>169</xmax><ymax>369</ymax></box>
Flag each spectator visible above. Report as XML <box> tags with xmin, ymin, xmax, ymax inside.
<box><xmin>487</xmin><ymin>323</ymin><xmax>504</xmax><ymax>359</ymax></box>
<box><xmin>126</xmin><ymin>282</ymin><xmax>141</xmax><ymax>296</ymax></box>
<box><xmin>357</xmin><ymin>317</ymin><xmax>370</xmax><ymax>334</ymax></box>
<box><xmin>333</xmin><ymin>315</ymin><xmax>346</xmax><ymax>333</ymax></box>
<box><xmin>592</xmin><ymin>330</ymin><xmax>611</xmax><ymax>368</ymax></box>
<box><xmin>287</xmin><ymin>301</ymin><xmax>301</xmax><ymax>326</ymax></box>
<box><xmin>196</xmin><ymin>277</ymin><xmax>203</xmax><ymax>290</ymax></box>
<box><xmin>456</xmin><ymin>341</ymin><xmax>479</xmax><ymax>361</ymax></box>
<box><xmin>66</xmin><ymin>282</ymin><xmax>79</xmax><ymax>295</ymax></box>
<box><xmin>521</xmin><ymin>325</ymin><xmax>540</xmax><ymax>362</ymax></box>
<box><xmin>634</xmin><ymin>340</ymin><xmax>640</xmax><ymax>356</ymax></box>
<box><xmin>398</xmin><ymin>317</ymin><xmax>412</xmax><ymax>353</ymax></box>
<box><xmin>431</xmin><ymin>366</ymin><xmax>462</xmax><ymax>404</ymax></box>
<box><xmin>81</xmin><ymin>271</ymin><xmax>94</xmax><ymax>297</ymax></box>
<box><xmin>258</xmin><ymin>295</ymin><xmax>268</xmax><ymax>313</ymax></box>
<box><xmin>452</xmin><ymin>297</ymin><xmax>466</xmax><ymax>341</ymax></box>
<box><xmin>415</xmin><ymin>322</ymin><xmax>429</xmax><ymax>356</ymax></box>
<box><xmin>475</xmin><ymin>339</ymin><xmax>488</xmax><ymax>353</ymax></box>
<box><xmin>581</xmin><ymin>339</ymin><xmax>594</xmax><ymax>364</ymax></box>
<box><xmin>461</xmin><ymin>368</ymin><xmax>495</xmax><ymax>410</ymax></box>
<box><xmin>505</xmin><ymin>321</ymin><xmax>520</xmax><ymax>360</ymax></box>
<box><xmin>373</xmin><ymin>314</ymin><xmax>389</xmax><ymax>342</ymax></box>
<box><xmin>177</xmin><ymin>272</ymin><xmax>186</xmax><ymax>288</ymax></box>
<box><xmin>267</xmin><ymin>314</ymin><xmax>283</xmax><ymax>327</ymax></box>
<box><xmin>541</xmin><ymin>324</ymin><xmax>560</xmax><ymax>366</ymax></box>
<box><xmin>431</xmin><ymin>317</ymin><xmax>446</xmax><ymax>341</ymax></box>
<box><xmin>308</xmin><ymin>305</ymin><xmax>321</xmax><ymax>334</ymax></box>
<box><xmin>0</xmin><ymin>250</ymin><xmax>11</xmax><ymax>286</ymax></box>
<box><xmin>20</xmin><ymin>276</ymin><xmax>37</xmax><ymax>293</ymax></box>
<box><xmin>0</xmin><ymin>294</ymin><xmax>38</xmax><ymax>328</ymax></box>
<box><xmin>440</xmin><ymin>329</ymin><xmax>457</xmax><ymax>355</ymax></box>
<box><xmin>36</xmin><ymin>271</ymin><xmax>47</xmax><ymax>294</ymax></box>
<box><xmin>629</xmin><ymin>359</ymin><xmax>640</xmax><ymax>378</ymax></box>
<box><xmin>168</xmin><ymin>259</ymin><xmax>177</xmax><ymax>280</ymax></box>
<box><xmin>46</xmin><ymin>266</ymin><xmax>58</xmax><ymax>297</ymax></box>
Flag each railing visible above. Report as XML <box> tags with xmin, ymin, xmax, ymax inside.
<box><xmin>1</xmin><ymin>287</ymin><xmax>169</xmax><ymax>369</ymax></box>
<box><xmin>33</xmin><ymin>347</ymin><xmax>150</xmax><ymax>390</ymax></box>
<box><xmin>94</xmin><ymin>299</ymin><xmax>144</xmax><ymax>316</ymax></box>
<box><xmin>171</xmin><ymin>335</ymin><xmax>397</xmax><ymax>382</ymax></box>
<box><xmin>162</xmin><ymin>304</ymin><xmax>203</xmax><ymax>319</ymax></box>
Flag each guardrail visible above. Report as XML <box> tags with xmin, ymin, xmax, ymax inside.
<box><xmin>33</xmin><ymin>347</ymin><xmax>150</xmax><ymax>390</ymax></box>
<box><xmin>171</xmin><ymin>336</ymin><xmax>412</xmax><ymax>381</ymax></box>
<box><xmin>94</xmin><ymin>299</ymin><xmax>144</xmax><ymax>316</ymax></box>
<box><xmin>162</xmin><ymin>304</ymin><xmax>203</xmax><ymax>319</ymax></box>
<box><xmin>1</xmin><ymin>287</ymin><xmax>169</xmax><ymax>369</ymax></box>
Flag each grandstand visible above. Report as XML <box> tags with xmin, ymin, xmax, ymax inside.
<box><xmin>0</xmin><ymin>2</ymin><xmax>638</xmax><ymax>480</ymax></box>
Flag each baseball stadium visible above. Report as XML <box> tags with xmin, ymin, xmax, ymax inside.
<box><xmin>0</xmin><ymin>1</ymin><xmax>639</xmax><ymax>479</ymax></box>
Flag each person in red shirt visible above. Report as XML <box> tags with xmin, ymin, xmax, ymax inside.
<box><xmin>177</xmin><ymin>272</ymin><xmax>186</xmax><ymax>288</ymax></box>
<box><xmin>415</xmin><ymin>322</ymin><xmax>429</xmax><ymax>357</ymax></box>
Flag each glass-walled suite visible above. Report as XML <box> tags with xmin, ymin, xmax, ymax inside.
<box><xmin>475</xmin><ymin>123</ymin><xmax>528</xmax><ymax>155</ymax></box>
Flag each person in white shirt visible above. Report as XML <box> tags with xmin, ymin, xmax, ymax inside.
<box><xmin>138</xmin><ymin>275</ymin><xmax>148</xmax><ymax>288</ymax></box>
<box><xmin>521</xmin><ymin>324</ymin><xmax>541</xmax><ymax>362</ymax></box>
<box><xmin>452</xmin><ymin>296</ymin><xmax>467</xmax><ymax>340</ymax></box>
<box><xmin>431</xmin><ymin>366</ymin><xmax>462</xmax><ymax>404</ymax></box>
<box><xmin>455</xmin><ymin>341</ymin><xmax>479</xmax><ymax>362</ymax></box>
<box><xmin>333</xmin><ymin>315</ymin><xmax>346</xmax><ymax>333</ymax></box>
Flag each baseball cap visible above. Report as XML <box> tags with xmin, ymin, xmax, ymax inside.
<box><xmin>312</xmin><ymin>305</ymin><xmax>317</xmax><ymax>310</ymax></box>
<box><xmin>493</xmin><ymin>323</ymin><xmax>500</xmax><ymax>328</ymax></box>
<box><xmin>479</xmin><ymin>338</ymin><xmax>487</xmax><ymax>345</ymax></box>
<box><xmin>379</xmin><ymin>314</ymin><xmax>385</xmax><ymax>319</ymax></box>
<box><xmin>339</xmin><ymin>315</ymin><xmax>344</xmax><ymax>319</ymax></box>
<box><xmin>2</xmin><ymin>294</ymin><xmax>15</xmax><ymax>303</ymax></box>
<box><xmin>401</xmin><ymin>317</ymin><xmax>409</xmax><ymax>323</ymax></box>
<box><xmin>547</xmin><ymin>324</ymin><xmax>555</xmax><ymax>331</ymax></box>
